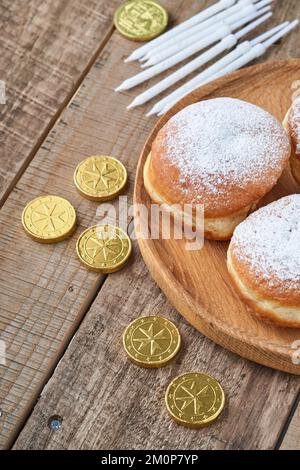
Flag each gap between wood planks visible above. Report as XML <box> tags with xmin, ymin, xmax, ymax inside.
<box><xmin>0</xmin><ymin>23</ymin><xmax>114</xmax><ymax>211</ymax></box>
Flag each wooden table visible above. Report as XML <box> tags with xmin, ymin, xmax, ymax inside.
<box><xmin>0</xmin><ymin>0</ymin><xmax>300</xmax><ymax>450</ymax></box>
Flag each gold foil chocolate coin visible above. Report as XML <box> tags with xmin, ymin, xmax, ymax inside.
<box><xmin>76</xmin><ymin>224</ymin><xmax>131</xmax><ymax>273</ymax></box>
<box><xmin>165</xmin><ymin>372</ymin><xmax>225</xmax><ymax>428</ymax></box>
<box><xmin>74</xmin><ymin>155</ymin><xmax>127</xmax><ymax>201</ymax></box>
<box><xmin>123</xmin><ymin>316</ymin><xmax>181</xmax><ymax>368</ymax></box>
<box><xmin>114</xmin><ymin>0</ymin><xmax>168</xmax><ymax>41</ymax></box>
<box><xmin>22</xmin><ymin>195</ymin><xmax>76</xmax><ymax>243</ymax></box>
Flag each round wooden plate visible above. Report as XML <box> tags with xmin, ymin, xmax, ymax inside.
<box><xmin>134</xmin><ymin>60</ymin><xmax>300</xmax><ymax>375</ymax></box>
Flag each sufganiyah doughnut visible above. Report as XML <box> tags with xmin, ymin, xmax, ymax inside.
<box><xmin>283</xmin><ymin>97</ymin><xmax>300</xmax><ymax>185</ymax></box>
<box><xmin>228</xmin><ymin>195</ymin><xmax>300</xmax><ymax>328</ymax></box>
<box><xmin>144</xmin><ymin>98</ymin><xmax>291</xmax><ymax>240</ymax></box>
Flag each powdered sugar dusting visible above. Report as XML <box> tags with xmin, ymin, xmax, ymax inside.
<box><xmin>162</xmin><ymin>98</ymin><xmax>289</xmax><ymax>201</ymax></box>
<box><xmin>232</xmin><ymin>195</ymin><xmax>300</xmax><ymax>291</ymax></box>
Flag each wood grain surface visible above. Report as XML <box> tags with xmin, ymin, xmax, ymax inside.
<box><xmin>0</xmin><ymin>0</ymin><xmax>300</xmax><ymax>451</ymax></box>
<box><xmin>135</xmin><ymin>61</ymin><xmax>300</xmax><ymax>375</ymax></box>
<box><xmin>13</xmin><ymin>243</ymin><xmax>300</xmax><ymax>450</ymax></box>
<box><xmin>0</xmin><ymin>0</ymin><xmax>119</xmax><ymax>205</ymax></box>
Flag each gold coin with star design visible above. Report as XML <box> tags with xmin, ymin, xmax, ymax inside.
<box><xmin>74</xmin><ymin>156</ymin><xmax>127</xmax><ymax>201</ymax></box>
<box><xmin>114</xmin><ymin>0</ymin><xmax>168</xmax><ymax>41</ymax></box>
<box><xmin>22</xmin><ymin>195</ymin><xmax>77</xmax><ymax>243</ymax></box>
<box><xmin>123</xmin><ymin>316</ymin><xmax>181</xmax><ymax>368</ymax></box>
<box><xmin>76</xmin><ymin>224</ymin><xmax>131</xmax><ymax>273</ymax></box>
<box><xmin>165</xmin><ymin>372</ymin><xmax>225</xmax><ymax>428</ymax></box>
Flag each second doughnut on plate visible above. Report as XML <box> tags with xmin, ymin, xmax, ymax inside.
<box><xmin>144</xmin><ymin>97</ymin><xmax>291</xmax><ymax>240</ymax></box>
<box><xmin>228</xmin><ymin>195</ymin><xmax>300</xmax><ymax>328</ymax></box>
<box><xmin>283</xmin><ymin>97</ymin><xmax>300</xmax><ymax>185</ymax></box>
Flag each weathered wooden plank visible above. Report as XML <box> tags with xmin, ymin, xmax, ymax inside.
<box><xmin>0</xmin><ymin>0</ymin><xmax>203</xmax><ymax>450</ymax></box>
<box><xmin>0</xmin><ymin>0</ymin><xmax>120</xmax><ymax>204</ymax></box>
<box><xmin>12</xmin><ymin>245</ymin><xmax>300</xmax><ymax>450</ymax></box>
<box><xmin>9</xmin><ymin>0</ymin><xmax>300</xmax><ymax>450</ymax></box>
<box><xmin>280</xmin><ymin>398</ymin><xmax>300</xmax><ymax>450</ymax></box>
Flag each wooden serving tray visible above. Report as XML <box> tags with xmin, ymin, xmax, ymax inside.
<box><xmin>134</xmin><ymin>60</ymin><xmax>300</xmax><ymax>375</ymax></box>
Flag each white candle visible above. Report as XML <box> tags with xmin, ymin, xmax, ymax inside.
<box><xmin>127</xmin><ymin>12</ymin><xmax>272</xmax><ymax>109</ymax></box>
<box><xmin>124</xmin><ymin>0</ymin><xmax>236</xmax><ymax>63</ymax></box>
<box><xmin>115</xmin><ymin>6</ymin><xmax>269</xmax><ymax>92</ymax></box>
<box><xmin>142</xmin><ymin>0</ymin><xmax>272</xmax><ymax>67</ymax></box>
<box><xmin>140</xmin><ymin>0</ymin><xmax>256</xmax><ymax>65</ymax></box>
<box><xmin>156</xmin><ymin>21</ymin><xmax>298</xmax><ymax>116</ymax></box>
<box><xmin>147</xmin><ymin>21</ymin><xmax>289</xmax><ymax>116</ymax></box>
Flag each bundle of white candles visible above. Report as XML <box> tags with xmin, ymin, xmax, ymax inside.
<box><xmin>115</xmin><ymin>0</ymin><xmax>299</xmax><ymax>117</ymax></box>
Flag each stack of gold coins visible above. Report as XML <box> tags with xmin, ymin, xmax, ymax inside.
<box><xmin>114</xmin><ymin>0</ymin><xmax>168</xmax><ymax>41</ymax></box>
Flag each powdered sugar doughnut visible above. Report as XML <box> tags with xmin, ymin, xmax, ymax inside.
<box><xmin>283</xmin><ymin>97</ymin><xmax>300</xmax><ymax>185</ymax></box>
<box><xmin>228</xmin><ymin>195</ymin><xmax>300</xmax><ymax>328</ymax></box>
<box><xmin>144</xmin><ymin>98</ymin><xmax>290</xmax><ymax>240</ymax></box>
